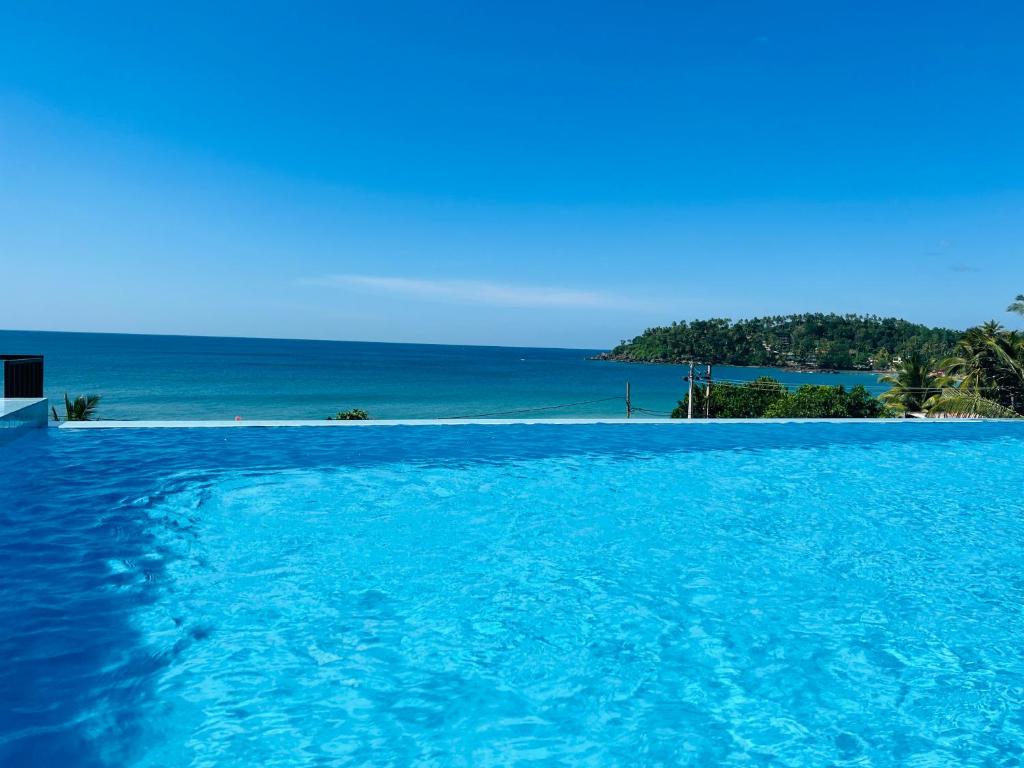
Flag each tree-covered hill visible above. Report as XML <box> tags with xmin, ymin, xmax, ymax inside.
<box><xmin>598</xmin><ymin>314</ymin><xmax>961</xmax><ymax>371</ymax></box>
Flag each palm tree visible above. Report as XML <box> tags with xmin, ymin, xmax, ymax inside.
<box><xmin>1009</xmin><ymin>294</ymin><xmax>1024</xmax><ymax>317</ymax></box>
<box><xmin>64</xmin><ymin>393</ymin><xmax>101</xmax><ymax>421</ymax></box>
<box><xmin>928</xmin><ymin>323</ymin><xmax>1024</xmax><ymax>418</ymax></box>
<box><xmin>878</xmin><ymin>351</ymin><xmax>948</xmax><ymax>413</ymax></box>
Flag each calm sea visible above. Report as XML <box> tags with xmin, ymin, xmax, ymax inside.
<box><xmin>0</xmin><ymin>330</ymin><xmax>885</xmax><ymax>420</ymax></box>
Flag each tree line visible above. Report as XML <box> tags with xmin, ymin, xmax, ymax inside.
<box><xmin>602</xmin><ymin>313</ymin><xmax>961</xmax><ymax>371</ymax></box>
<box><xmin>669</xmin><ymin>296</ymin><xmax>1024</xmax><ymax>419</ymax></box>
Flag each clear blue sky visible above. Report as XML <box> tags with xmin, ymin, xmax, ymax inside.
<box><xmin>2</xmin><ymin>2</ymin><xmax>1022</xmax><ymax>347</ymax></box>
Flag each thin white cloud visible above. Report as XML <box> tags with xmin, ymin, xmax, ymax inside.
<box><xmin>301</xmin><ymin>273</ymin><xmax>645</xmax><ymax>310</ymax></box>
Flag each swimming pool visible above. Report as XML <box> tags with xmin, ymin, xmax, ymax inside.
<box><xmin>3</xmin><ymin>422</ymin><xmax>1024</xmax><ymax>766</ymax></box>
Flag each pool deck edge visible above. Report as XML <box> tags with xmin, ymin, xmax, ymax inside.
<box><xmin>1</xmin><ymin>398</ymin><xmax>48</xmax><ymax>442</ymax></box>
<box><xmin>56</xmin><ymin>417</ymin><xmax>1012</xmax><ymax>429</ymax></box>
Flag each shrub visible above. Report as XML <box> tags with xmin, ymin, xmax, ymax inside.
<box><xmin>672</xmin><ymin>377</ymin><xmax>787</xmax><ymax>418</ymax></box>
<box><xmin>844</xmin><ymin>385</ymin><xmax>889</xmax><ymax>418</ymax></box>
<box><xmin>763</xmin><ymin>384</ymin><xmax>886</xmax><ymax>418</ymax></box>
<box><xmin>672</xmin><ymin>379</ymin><xmax>888</xmax><ymax>419</ymax></box>
<box><xmin>327</xmin><ymin>408</ymin><xmax>370</xmax><ymax>420</ymax></box>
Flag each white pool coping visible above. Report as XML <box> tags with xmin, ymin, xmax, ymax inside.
<box><xmin>56</xmin><ymin>417</ymin><xmax>1014</xmax><ymax>429</ymax></box>
<box><xmin>0</xmin><ymin>397</ymin><xmax>48</xmax><ymax>419</ymax></box>
<box><xmin>0</xmin><ymin>398</ymin><xmax>48</xmax><ymax>444</ymax></box>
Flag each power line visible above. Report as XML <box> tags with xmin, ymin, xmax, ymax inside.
<box><xmin>445</xmin><ymin>396</ymin><xmax>623</xmax><ymax>420</ymax></box>
<box><xmin>631</xmin><ymin>405</ymin><xmax>673</xmax><ymax>417</ymax></box>
<box><xmin>704</xmin><ymin>378</ymin><xmax>1014</xmax><ymax>393</ymax></box>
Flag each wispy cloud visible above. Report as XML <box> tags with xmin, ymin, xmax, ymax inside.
<box><xmin>301</xmin><ymin>274</ymin><xmax>645</xmax><ymax>310</ymax></box>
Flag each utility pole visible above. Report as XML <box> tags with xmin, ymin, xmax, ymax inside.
<box><xmin>705</xmin><ymin>363</ymin><xmax>712</xmax><ymax>419</ymax></box>
<box><xmin>687</xmin><ymin>361</ymin><xmax>694</xmax><ymax>420</ymax></box>
<box><xmin>625</xmin><ymin>381</ymin><xmax>631</xmax><ymax>419</ymax></box>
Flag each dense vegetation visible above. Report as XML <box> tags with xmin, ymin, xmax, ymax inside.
<box><xmin>603</xmin><ymin>314</ymin><xmax>960</xmax><ymax>371</ymax></box>
<box><xmin>327</xmin><ymin>408</ymin><xmax>370</xmax><ymax>420</ymax></box>
<box><xmin>671</xmin><ymin>377</ymin><xmax>888</xmax><ymax>419</ymax></box>
<box><xmin>670</xmin><ymin>296</ymin><xmax>1024</xmax><ymax>420</ymax></box>
<box><xmin>895</xmin><ymin>320</ymin><xmax>1024</xmax><ymax>418</ymax></box>
<box><xmin>873</xmin><ymin>294</ymin><xmax>1023</xmax><ymax>417</ymax></box>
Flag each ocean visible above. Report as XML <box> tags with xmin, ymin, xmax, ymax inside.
<box><xmin>0</xmin><ymin>330</ymin><xmax>885</xmax><ymax>420</ymax></box>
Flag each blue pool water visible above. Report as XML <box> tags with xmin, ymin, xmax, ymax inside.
<box><xmin>3</xmin><ymin>422</ymin><xmax>1024</xmax><ymax>766</ymax></box>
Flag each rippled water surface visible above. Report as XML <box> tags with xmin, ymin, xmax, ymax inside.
<box><xmin>3</xmin><ymin>422</ymin><xmax>1024</xmax><ymax>766</ymax></box>
<box><xmin>0</xmin><ymin>330</ymin><xmax>884</xmax><ymax>419</ymax></box>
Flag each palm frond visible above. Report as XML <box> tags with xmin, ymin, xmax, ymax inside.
<box><xmin>1008</xmin><ymin>294</ymin><xmax>1024</xmax><ymax>317</ymax></box>
<box><xmin>64</xmin><ymin>393</ymin><xmax>102</xmax><ymax>421</ymax></box>
<box><xmin>927</xmin><ymin>389</ymin><xmax>1019</xmax><ymax>419</ymax></box>
<box><xmin>986</xmin><ymin>335</ymin><xmax>1024</xmax><ymax>380</ymax></box>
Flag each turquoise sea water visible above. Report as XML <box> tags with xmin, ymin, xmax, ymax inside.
<box><xmin>0</xmin><ymin>330</ymin><xmax>883</xmax><ymax>420</ymax></box>
<box><xmin>3</xmin><ymin>422</ymin><xmax>1024</xmax><ymax>765</ymax></box>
